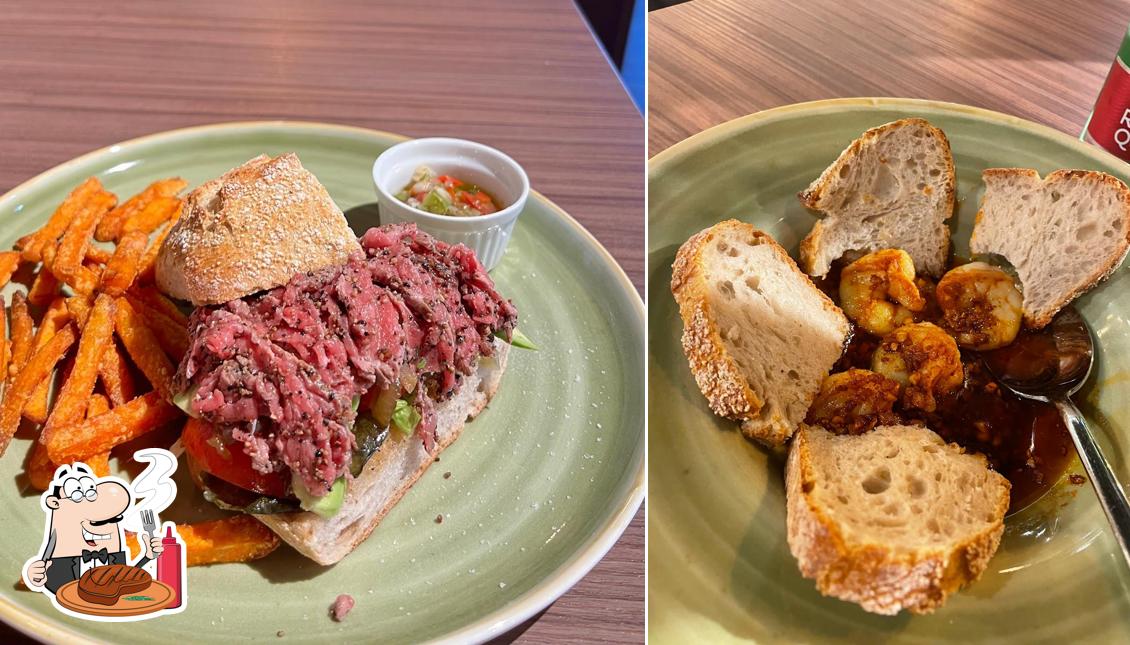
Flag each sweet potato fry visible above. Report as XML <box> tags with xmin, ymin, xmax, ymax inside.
<box><xmin>96</xmin><ymin>178</ymin><xmax>186</xmax><ymax>242</ymax></box>
<box><xmin>129</xmin><ymin>286</ymin><xmax>188</xmax><ymax>326</ymax></box>
<box><xmin>85</xmin><ymin>244</ymin><xmax>113</xmax><ymax>265</ymax></box>
<box><xmin>158</xmin><ymin>178</ymin><xmax>188</xmax><ymax>197</ymax></box>
<box><xmin>65</xmin><ymin>295</ymin><xmax>93</xmax><ymax>330</ymax></box>
<box><xmin>53</xmin><ymin>188</ymin><xmax>115</xmax><ymax>294</ymax></box>
<box><xmin>181</xmin><ymin>516</ymin><xmax>281</xmax><ymax>565</ymax></box>
<box><xmin>24</xmin><ymin>392</ymin><xmax>53</xmax><ymax>428</ymax></box>
<box><xmin>0</xmin><ymin>325</ymin><xmax>75</xmax><ymax>457</ymax></box>
<box><xmin>0</xmin><ymin>309</ymin><xmax>8</xmax><ymax>390</ymax></box>
<box><xmin>26</xmin><ymin>440</ymin><xmax>55</xmax><ymax>491</ymax></box>
<box><xmin>82</xmin><ymin>258</ymin><xmax>104</xmax><ymax>274</ymax></box>
<box><xmin>45</xmin><ymin>390</ymin><xmax>179</xmax><ymax>464</ymax></box>
<box><xmin>21</xmin><ymin>178</ymin><xmax>100</xmax><ymax>263</ymax></box>
<box><xmin>121</xmin><ymin>196</ymin><xmax>182</xmax><ymax>236</ymax></box>
<box><xmin>27</xmin><ymin>425</ymin><xmax>109</xmax><ymax>491</ymax></box>
<box><xmin>125</xmin><ymin>293</ymin><xmax>189</xmax><ymax>359</ymax></box>
<box><xmin>85</xmin><ymin>395</ymin><xmax>112</xmax><ymax>478</ymax></box>
<box><xmin>94</xmin><ymin>197</ymin><xmax>140</xmax><ymax>244</ymax></box>
<box><xmin>136</xmin><ymin>222</ymin><xmax>172</xmax><ymax>285</ymax></box>
<box><xmin>100</xmin><ymin>231</ymin><xmax>148</xmax><ymax>296</ymax></box>
<box><xmin>114</xmin><ymin>298</ymin><xmax>175</xmax><ymax>399</ymax></box>
<box><xmin>40</xmin><ymin>243</ymin><xmax>56</xmax><ymax>271</ymax></box>
<box><xmin>126</xmin><ymin>515</ymin><xmax>280</xmax><ymax>566</ymax></box>
<box><xmin>24</xmin><ymin>363</ymin><xmax>60</xmax><ymax>425</ymax></box>
<box><xmin>86</xmin><ymin>451</ymin><xmax>111</xmax><ymax>477</ymax></box>
<box><xmin>32</xmin><ymin>297</ymin><xmax>68</xmax><ymax>340</ymax></box>
<box><xmin>27</xmin><ymin>265</ymin><xmax>62</xmax><ymax>307</ymax></box>
<box><xmin>98</xmin><ymin>342</ymin><xmax>137</xmax><ymax>407</ymax></box>
<box><xmin>0</xmin><ymin>251</ymin><xmax>20</xmax><ymax>289</ymax></box>
<box><xmin>87</xmin><ymin>393</ymin><xmax>110</xmax><ymax>418</ymax></box>
<box><xmin>40</xmin><ymin>295</ymin><xmax>115</xmax><ymax>447</ymax></box>
<box><xmin>72</xmin><ymin>266</ymin><xmax>102</xmax><ymax>296</ymax></box>
<box><xmin>137</xmin><ymin>312</ymin><xmax>187</xmax><ymax>361</ymax></box>
<box><xmin>8</xmin><ymin>292</ymin><xmax>34</xmax><ymax>377</ymax></box>
<box><xmin>23</xmin><ymin>299</ymin><xmax>71</xmax><ymax>424</ymax></box>
<box><xmin>15</xmin><ymin>233</ymin><xmax>35</xmax><ymax>254</ymax></box>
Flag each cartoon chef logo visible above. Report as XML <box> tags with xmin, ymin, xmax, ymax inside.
<box><xmin>22</xmin><ymin>448</ymin><xmax>188</xmax><ymax>621</ymax></box>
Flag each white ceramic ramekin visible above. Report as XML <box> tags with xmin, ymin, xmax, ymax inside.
<box><xmin>372</xmin><ymin>137</ymin><xmax>529</xmax><ymax>270</ymax></box>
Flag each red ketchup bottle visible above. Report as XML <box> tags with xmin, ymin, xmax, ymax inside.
<box><xmin>157</xmin><ymin>525</ymin><xmax>185</xmax><ymax>608</ymax></box>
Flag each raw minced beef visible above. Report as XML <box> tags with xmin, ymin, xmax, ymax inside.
<box><xmin>176</xmin><ymin>223</ymin><xmax>517</xmax><ymax>494</ymax></box>
<box><xmin>330</xmin><ymin>594</ymin><xmax>355</xmax><ymax>622</ymax></box>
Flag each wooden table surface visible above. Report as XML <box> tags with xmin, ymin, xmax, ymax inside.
<box><xmin>0</xmin><ymin>1</ymin><xmax>643</xmax><ymax>643</ymax></box>
<box><xmin>649</xmin><ymin>0</ymin><xmax>1130</xmax><ymax>155</ymax></box>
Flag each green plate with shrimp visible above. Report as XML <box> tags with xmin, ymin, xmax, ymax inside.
<box><xmin>649</xmin><ymin>98</ymin><xmax>1130</xmax><ymax>643</ymax></box>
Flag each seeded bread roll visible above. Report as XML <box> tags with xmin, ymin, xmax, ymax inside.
<box><xmin>671</xmin><ymin>220</ymin><xmax>850</xmax><ymax>445</ymax></box>
<box><xmin>799</xmin><ymin>118</ymin><xmax>956</xmax><ymax>278</ymax></box>
<box><xmin>786</xmin><ymin>424</ymin><xmax>1010</xmax><ymax>615</ymax></box>
<box><xmin>156</xmin><ymin>153</ymin><xmax>360</xmax><ymax>306</ymax></box>
<box><xmin>970</xmin><ymin>168</ymin><xmax>1130</xmax><ymax>328</ymax></box>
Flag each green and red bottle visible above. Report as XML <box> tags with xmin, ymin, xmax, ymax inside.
<box><xmin>1084</xmin><ymin>24</ymin><xmax>1130</xmax><ymax>161</ymax></box>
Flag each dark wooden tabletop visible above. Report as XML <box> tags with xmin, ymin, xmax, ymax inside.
<box><xmin>0</xmin><ymin>1</ymin><xmax>643</xmax><ymax>643</ymax></box>
<box><xmin>649</xmin><ymin>0</ymin><xmax>1130</xmax><ymax>155</ymax></box>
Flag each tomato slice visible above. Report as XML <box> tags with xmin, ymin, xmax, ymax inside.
<box><xmin>181</xmin><ymin>418</ymin><xmax>289</xmax><ymax>498</ymax></box>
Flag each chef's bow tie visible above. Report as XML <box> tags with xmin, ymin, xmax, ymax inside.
<box><xmin>81</xmin><ymin>548</ymin><xmax>108</xmax><ymax>563</ymax></box>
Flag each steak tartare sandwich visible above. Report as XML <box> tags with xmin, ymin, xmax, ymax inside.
<box><xmin>156</xmin><ymin>154</ymin><xmax>519</xmax><ymax>564</ymax></box>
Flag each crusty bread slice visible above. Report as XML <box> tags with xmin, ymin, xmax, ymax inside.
<box><xmin>256</xmin><ymin>341</ymin><xmax>509</xmax><ymax>565</ymax></box>
<box><xmin>786</xmin><ymin>424</ymin><xmax>1010</xmax><ymax>615</ymax></box>
<box><xmin>970</xmin><ymin>168</ymin><xmax>1130</xmax><ymax>328</ymax></box>
<box><xmin>799</xmin><ymin>118</ymin><xmax>955</xmax><ymax>278</ymax></box>
<box><xmin>157</xmin><ymin>153</ymin><xmax>361</xmax><ymax>306</ymax></box>
<box><xmin>671</xmin><ymin>220</ymin><xmax>849</xmax><ymax>445</ymax></box>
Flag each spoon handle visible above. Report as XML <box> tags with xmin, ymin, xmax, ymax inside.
<box><xmin>1057</xmin><ymin>398</ymin><xmax>1130</xmax><ymax>567</ymax></box>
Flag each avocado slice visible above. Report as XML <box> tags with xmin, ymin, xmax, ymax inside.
<box><xmin>172</xmin><ymin>385</ymin><xmax>200</xmax><ymax>419</ymax></box>
<box><xmin>293</xmin><ymin>475</ymin><xmax>347</xmax><ymax>519</ymax></box>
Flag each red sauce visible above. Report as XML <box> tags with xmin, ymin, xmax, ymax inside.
<box><xmin>820</xmin><ymin>263</ymin><xmax>1074</xmax><ymax>512</ymax></box>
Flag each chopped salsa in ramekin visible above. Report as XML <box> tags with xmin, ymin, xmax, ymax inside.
<box><xmin>395</xmin><ymin>166</ymin><xmax>501</xmax><ymax>217</ymax></box>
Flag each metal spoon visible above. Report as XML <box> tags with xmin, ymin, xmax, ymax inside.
<box><xmin>984</xmin><ymin>307</ymin><xmax>1130</xmax><ymax>566</ymax></box>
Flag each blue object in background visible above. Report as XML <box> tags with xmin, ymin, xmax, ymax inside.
<box><xmin>576</xmin><ymin>0</ymin><xmax>644</xmax><ymax>113</ymax></box>
<box><xmin>622</xmin><ymin>0</ymin><xmax>644</xmax><ymax>111</ymax></box>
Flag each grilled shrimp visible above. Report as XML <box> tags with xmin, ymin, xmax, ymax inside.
<box><xmin>936</xmin><ymin>262</ymin><xmax>1023</xmax><ymax>350</ymax></box>
<box><xmin>871</xmin><ymin>322</ymin><xmax>964</xmax><ymax>412</ymax></box>
<box><xmin>805</xmin><ymin>368</ymin><xmax>901</xmax><ymax>435</ymax></box>
<box><xmin>839</xmin><ymin>249</ymin><xmax>927</xmax><ymax>336</ymax></box>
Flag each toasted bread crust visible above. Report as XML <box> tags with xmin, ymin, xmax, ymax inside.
<box><xmin>671</xmin><ymin>223</ymin><xmax>762</xmax><ymax>429</ymax></box>
<box><xmin>671</xmin><ymin>220</ymin><xmax>847</xmax><ymax>445</ymax></box>
<box><xmin>156</xmin><ymin>153</ymin><xmax>361</xmax><ymax>305</ymax></box>
<box><xmin>974</xmin><ymin>168</ymin><xmax>1130</xmax><ymax>328</ymax></box>
<box><xmin>797</xmin><ymin>220</ymin><xmax>826</xmax><ymax>277</ymax></box>
<box><xmin>785</xmin><ymin>425</ymin><xmax>1009</xmax><ymax>615</ymax></box>
<box><xmin>798</xmin><ymin>118</ymin><xmax>956</xmax><ymax>277</ymax></box>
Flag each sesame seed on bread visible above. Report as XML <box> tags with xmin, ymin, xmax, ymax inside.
<box><xmin>670</xmin><ymin>220</ymin><xmax>849</xmax><ymax>445</ymax></box>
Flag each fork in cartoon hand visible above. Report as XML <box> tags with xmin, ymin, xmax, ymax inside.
<box><xmin>140</xmin><ymin>509</ymin><xmax>164</xmax><ymax>561</ymax></box>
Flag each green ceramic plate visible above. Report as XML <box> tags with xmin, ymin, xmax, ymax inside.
<box><xmin>649</xmin><ymin>98</ymin><xmax>1130</xmax><ymax>643</ymax></box>
<box><xmin>0</xmin><ymin>122</ymin><xmax>644</xmax><ymax>643</ymax></box>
